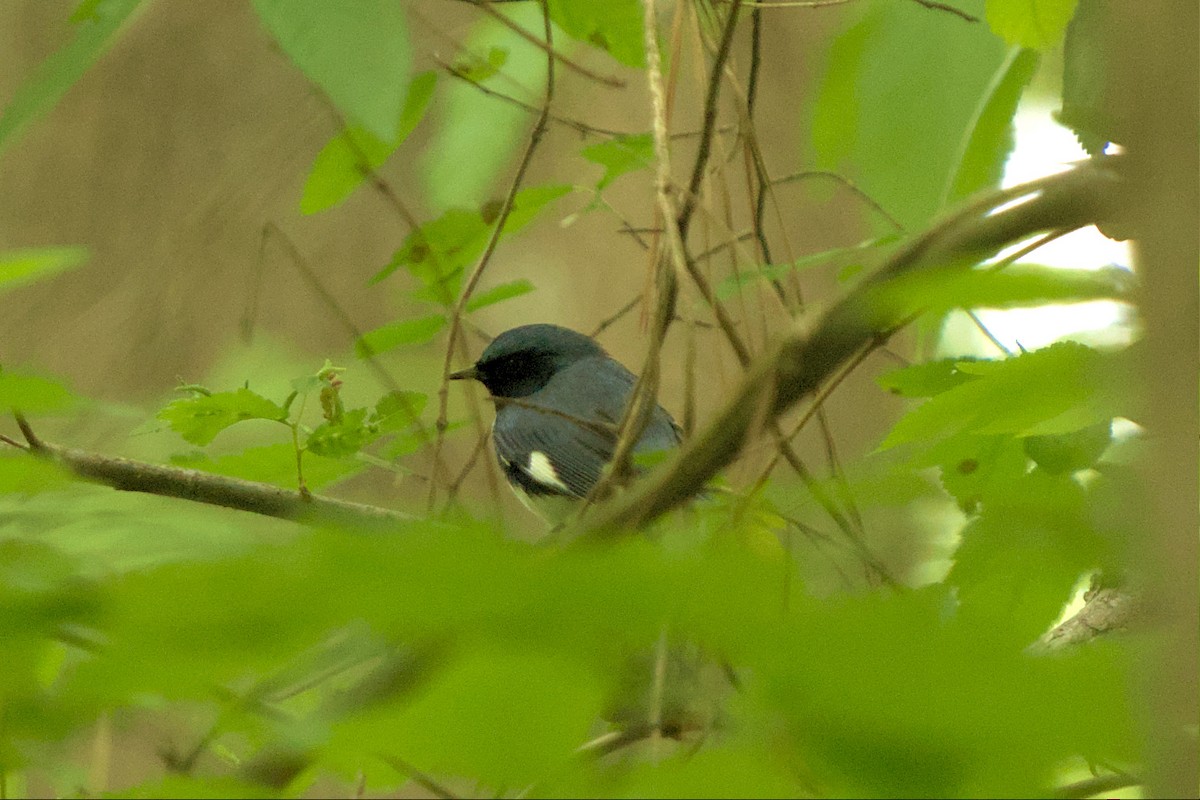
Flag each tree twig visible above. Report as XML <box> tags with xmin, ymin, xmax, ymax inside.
<box><xmin>22</xmin><ymin>440</ymin><xmax>413</xmax><ymax>531</ymax></box>
<box><xmin>432</xmin><ymin>0</ymin><xmax>556</xmax><ymax>512</ymax></box>
<box><xmin>470</xmin><ymin>0</ymin><xmax>625</xmax><ymax>88</ymax></box>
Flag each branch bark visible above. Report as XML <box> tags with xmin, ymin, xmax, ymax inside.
<box><xmin>26</xmin><ymin>441</ymin><xmax>412</xmax><ymax>532</ymax></box>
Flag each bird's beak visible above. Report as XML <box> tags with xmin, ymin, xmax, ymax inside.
<box><xmin>448</xmin><ymin>365</ymin><xmax>479</xmax><ymax>381</ymax></box>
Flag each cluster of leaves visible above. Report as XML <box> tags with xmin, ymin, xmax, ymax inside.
<box><xmin>0</xmin><ymin>0</ymin><xmax>1152</xmax><ymax>797</ymax></box>
<box><xmin>156</xmin><ymin>362</ymin><xmax>428</xmax><ymax>492</ymax></box>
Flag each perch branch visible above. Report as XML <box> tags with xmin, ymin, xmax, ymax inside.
<box><xmin>17</xmin><ymin>439</ymin><xmax>412</xmax><ymax>532</ymax></box>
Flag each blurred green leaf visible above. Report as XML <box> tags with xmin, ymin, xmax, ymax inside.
<box><xmin>421</xmin><ymin>3</ymin><xmax>549</xmax><ymax>210</ymax></box>
<box><xmin>0</xmin><ymin>247</ymin><xmax>89</xmax><ymax>293</ymax></box>
<box><xmin>985</xmin><ymin>0</ymin><xmax>1078</xmax><ymax>49</ymax></box>
<box><xmin>1024</xmin><ymin>420</ymin><xmax>1112</xmax><ymax>474</ymax></box>
<box><xmin>300</xmin><ymin>71</ymin><xmax>437</xmax><ymax>214</ymax></box>
<box><xmin>548</xmin><ymin>0</ymin><xmax>645</xmax><ymax>67</ymax></box>
<box><xmin>1057</xmin><ymin>0</ymin><xmax>1124</xmax><ymax>156</ymax></box>
<box><xmin>879</xmin><ymin>263</ymin><xmax>1135</xmax><ymax>318</ymax></box>
<box><xmin>251</xmin><ymin>0</ymin><xmax>411</xmax><ymax>141</ymax></box>
<box><xmin>158</xmin><ymin>388</ymin><xmax>288</xmax><ymax>446</ymax></box>
<box><xmin>881</xmin><ymin>343</ymin><xmax>1130</xmax><ymax>449</ymax></box>
<box><xmin>877</xmin><ymin>358</ymin><xmax>980</xmax><ymax>398</ymax></box>
<box><xmin>372</xmin><ymin>390</ymin><xmax>428</xmax><ymax>433</ymax></box>
<box><xmin>0</xmin><ymin>369</ymin><xmax>77</xmax><ymax>413</ymax></box>
<box><xmin>928</xmin><ymin>433</ymin><xmax>1029</xmax><ymax>513</ymax></box>
<box><xmin>753</xmin><ymin>588</ymin><xmax>1134</xmax><ymax>796</ymax></box>
<box><xmin>452</xmin><ymin>46</ymin><xmax>509</xmax><ymax>82</ymax></box>
<box><xmin>170</xmin><ymin>443</ymin><xmax>363</xmax><ymax>490</ymax></box>
<box><xmin>582</xmin><ymin>132</ymin><xmax>654</xmax><ymax>190</ymax></box>
<box><xmin>808</xmin><ymin>0</ymin><xmax>1008</xmax><ymax>229</ymax></box>
<box><xmin>950</xmin><ymin>468</ymin><xmax>1103</xmax><ymax>641</ymax></box>
<box><xmin>333</xmin><ymin>648</ymin><xmax>605</xmax><ymax>786</ymax></box>
<box><xmin>0</xmin><ymin>454</ymin><xmax>72</xmax><ymax>494</ymax></box>
<box><xmin>0</xmin><ymin>0</ymin><xmax>145</xmax><ymax>156</ymax></box>
<box><xmin>354</xmin><ymin>315</ymin><xmax>445</xmax><ymax>357</ymax></box>
<box><xmin>466</xmin><ymin>279</ymin><xmax>536</xmax><ymax>312</ymax></box>
<box><xmin>945</xmin><ymin>48</ymin><xmax>1039</xmax><ymax>204</ymax></box>
<box><xmin>372</xmin><ymin>185</ymin><xmax>568</xmax><ymax>303</ymax></box>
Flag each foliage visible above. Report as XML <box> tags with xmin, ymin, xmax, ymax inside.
<box><xmin>0</xmin><ymin>0</ymin><xmax>1163</xmax><ymax>798</ymax></box>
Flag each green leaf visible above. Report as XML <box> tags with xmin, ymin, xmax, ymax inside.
<box><xmin>880</xmin><ymin>343</ymin><xmax>1131</xmax><ymax>450</ymax></box>
<box><xmin>807</xmin><ymin>0</ymin><xmax>1008</xmax><ymax>229</ymax></box>
<box><xmin>421</xmin><ymin>3</ymin><xmax>549</xmax><ymax>210</ymax></box>
<box><xmin>306</xmin><ymin>408</ymin><xmax>375</xmax><ymax>458</ymax></box>
<box><xmin>354</xmin><ymin>315</ymin><xmax>445</xmax><ymax>357</ymax></box>
<box><xmin>881</xmin><ymin>263</ymin><xmax>1135</xmax><ymax>317</ymax></box>
<box><xmin>582</xmin><ymin>132</ymin><xmax>654</xmax><ymax>190</ymax></box>
<box><xmin>466</xmin><ymin>279</ymin><xmax>536</xmax><ymax>312</ymax></box>
<box><xmin>0</xmin><ymin>455</ymin><xmax>72</xmax><ymax>495</ymax></box>
<box><xmin>372</xmin><ymin>209</ymin><xmax>488</xmax><ymax>291</ymax></box>
<box><xmin>157</xmin><ymin>388</ymin><xmax>288</xmax><ymax>446</ymax></box>
<box><xmin>930</xmin><ymin>433</ymin><xmax>1029</xmax><ymax>513</ymax></box>
<box><xmin>0</xmin><ymin>0</ymin><xmax>145</xmax><ymax>156</ymax></box>
<box><xmin>372</xmin><ymin>390</ymin><xmax>428</xmax><ymax>433</ymax></box>
<box><xmin>372</xmin><ymin>185</ymin><xmax>568</xmax><ymax>302</ymax></box>
<box><xmin>0</xmin><ymin>248</ymin><xmax>89</xmax><ymax>293</ymax></box>
<box><xmin>985</xmin><ymin>0</ymin><xmax>1079</xmax><ymax>49</ymax></box>
<box><xmin>950</xmin><ymin>469</ymin><xmax>1102</xmax><ymax>641</ymax></box>
<box><xmin>251</xmin><ymin>0</ymin><xmax>412</xmax><ymax>142</ymax></box>
<box><xmin>877</xmin><ymin>358</ymin><xmax>980</xmax><ymax>398</ymax></box>
<box><xmin>0</xmin><ymin>369</ymin><xmax>77</xmax><ymax>413</ymax></box>
<box><xmin>945</xmin><ymin>48</ymin><xmax>1039</xmax><ymax>204</ymax></box>
<box><xmin>547</xmin><ymin>0</ymin><xmax>645</xmax><ymax>67</ymax></box>
<box><xmin>500</xmin><ymin>183</ymin><xmax>573</xmax><ymax>233</ymax></box>
<box><xmin>300</xmin><ymin>71</ymin><xmax>437</xmax><ymax>214</ymax></box>
<box><xmin>1024</xmin><ymin>420</ymin><xmax>1112</xmax><ymax>474</ymax></box>
<box><xmin>1057</xmin><ymin>0</ymin><xmax>1125</xmax><ymax>155</ymax></box>
<box><xmin>331</xmin><ymin>648</ymin><xmax>605</xmax><ymax>786</ymax></box>
<box><xmin>170</xmin><ymin>443</ymin><xmax>363</xmax><ymax>490</ymax></box>
<box><xmin>453</xmin><ymin>46</ymin><xmax>510</xmax><ymax>82</ymax></box>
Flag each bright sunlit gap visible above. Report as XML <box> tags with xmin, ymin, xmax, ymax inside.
<box><xmin>942</xmin><ymin>99</ymin><xmax>1134</xmax><ymax>355</ymax></box>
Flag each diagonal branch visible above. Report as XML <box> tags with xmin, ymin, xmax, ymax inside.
<box><xmin>577</xmin><ymin>156</ymin><xmax>1125</xmax><ymax>535</ymax></box>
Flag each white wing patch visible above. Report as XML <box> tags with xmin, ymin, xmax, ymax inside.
<box><xmin>526</xmin><ymin>450</ymin><xmax>572</xmax><ymax>493</ymax></box>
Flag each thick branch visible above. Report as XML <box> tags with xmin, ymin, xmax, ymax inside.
<box><xmin>579</xmin><ymin>157</ymin><xmax>1125</xmax><ymax>534</ymax></box>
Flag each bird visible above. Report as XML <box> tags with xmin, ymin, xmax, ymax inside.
<box><xmin>449</xmin><ymin>323</ymin><xmax>681</xmax><ymax>522</ymax></box>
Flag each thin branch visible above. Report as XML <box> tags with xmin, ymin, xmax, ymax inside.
<box><xmin>431</xmin><ymin>2</ymin><xmax>556</xmax><ymax>513</ymax></box>
<box><xmin>259</xmin><ymin>224</ymin><xmax>434</xmax><ymax>447</ymax></box>
<box><xmin>470</xmin><ymin>0</ymin><xmax>625</xmax><ymax>88</ymax></box>
<box><xmin>772</xmin><ymin>170</ymin><xmax>906</xmax><ymax>233</ymax></box>
<box><xmin>1053</xmin><ymin>771</ymin><xmax>1141</xmax><ymax>799</ymax></box>
<box><xmin>436</xmin><ymin>56</ymin><xmax>632</xmax><ymax>138</ymax></box>
<box><xmin>578</xmin><ymin>0</ymin><xmax>688</xmax><ymax>509</ymax></box>
<box><xmin>24</xmin><ymin>440</ymin><xmax>412</xmax><ymax>531</ymax></box>
<box><xmin>677</xmin><ymin>0</ymin><xmax>744</xmax><ymax>241</ymax></box>
<box><xmin>907</xmin><ymin>0</ymin><xmax>980</xmax><ymax>23</ymax></box>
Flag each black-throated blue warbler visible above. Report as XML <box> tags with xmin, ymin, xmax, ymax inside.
<box><xmin>449</xmin><ymin>323</ymin><xmax>680</xmax><ymax>521</ymax></box>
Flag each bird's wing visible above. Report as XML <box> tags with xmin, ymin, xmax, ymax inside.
<box><xmin>491</xmin><ymin>357</ymin><xmax>679</xmax><ymax>498</ymax></box>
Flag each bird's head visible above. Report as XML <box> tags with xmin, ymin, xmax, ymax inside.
<box><xmin>449</xmin><ymin>323</ymin><xmax>605</xmax><ymax>398</ymax></box>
